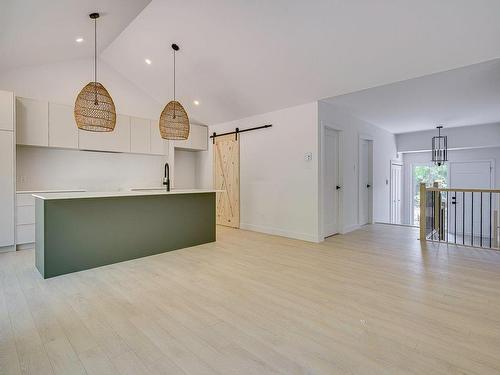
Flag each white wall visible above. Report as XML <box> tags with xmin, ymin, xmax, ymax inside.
<box><xmin>401</xmin><ymin>147</ymin><xmax>500</xmax><ymax>225</ymax></box>
<box><xmin>0</xmin><ymin>58</ymin><xmax>162</xmax><ymax>120</ymax></box>
<box><xmin>318</xmin><ymin>101</ymin><xmax>400</xmax><ymax>232</ymax></box>
<box><xmin>396</xmin><ymin>123</ymin><xmax>500</xmax><ymax>153</ymax></box>
<box><xmin>16</xmin><ymin>146</ymin><xmax>166</xmax><ymax>192</ymax></box>
<box><xmin>174</xmin><ymin>150</ymin><xmax>198</xmax><ymax>189</ymax></box>
<box><xmin>198</xmin><ymin>102</ymin><xmax>319</xmax><ymax>242</ymax></box>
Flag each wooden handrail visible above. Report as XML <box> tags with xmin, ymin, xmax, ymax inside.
<box><xmin>427</xmin><ymin>187</ymin><xmax>500</xmax><ymax>193</ymax></box>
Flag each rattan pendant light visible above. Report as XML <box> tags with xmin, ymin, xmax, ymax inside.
<box><xmin>74</xmin><ymin>13</ymin><xmax>116</xmax><ymax>132</ymax></box>
<box><xmin>159</xmin><ymin>44</ymin><xmax>190</xmax><ymax>140</ymax></box>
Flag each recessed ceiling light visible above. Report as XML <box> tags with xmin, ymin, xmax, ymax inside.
<box><xmin>193</xmin><ymin>100</ymin><xmax>200</xmax><ymax>106</ymax></box>
<box><xmin>75</xmin><ymin>37</ymin><xmax>84</xmax><ymax>43</ymax></box>
<box><xmin>145</xmin><ymin>58</ymin><xmax>152</xmax><ymax>65</ymax></box>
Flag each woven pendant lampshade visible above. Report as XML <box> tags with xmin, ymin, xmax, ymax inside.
<box><xmin>74</xmin><ymin>13</ymin><xmax>116</xmax><ymax>132</ymax></box>
<box><xmin>74</xmin><ymin>82</ymin><xmax>116</xmax><ymax>131</ymax></box>
<box><xmin>159</xmin><ymin>100</ymin><xmax>190</xmax><ymax>140</ymax></box>
<box><xmin>159</xmin><ymin>44</ymin><xmax>190</xmax><ymax>140</ymax></box>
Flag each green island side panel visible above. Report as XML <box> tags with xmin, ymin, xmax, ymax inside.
<box><xmin>36</xmin><ymin>193</ymin><xmax>216</xmax><ymax>278</ymax></box>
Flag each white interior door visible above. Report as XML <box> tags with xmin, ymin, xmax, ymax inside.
<box><xmin>449</xmin><ymin>161</ymin><xmax>492</xmax><ymax>238</ymax></box>
<box><xmin>323</xmin><ymin>128</ymin><xmax>340</xmax><ymax>237</ymax></box>
<box><xmin>391</xmin><ymin>163</ymin><xmax>402</xmax><ymax>224</ymax></box>
<box><xmin>359</xmin><ymin>139</ymin><xmax>373</xmax><ymax>225</ymax></box>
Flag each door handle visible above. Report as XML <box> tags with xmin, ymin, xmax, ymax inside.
<box><xmin>336</xmin><ymin>185</ymin><xmax>341</xmax><ymax>190</ymax></box>
<box><xmin>367</xmin><ymin>184</ymin><xmax>371</xmax><ymax>188</ymax></box>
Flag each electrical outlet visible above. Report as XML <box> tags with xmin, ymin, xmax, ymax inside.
<box><xmin>304</xmin><ymin>152</ymin><xmax>312</xmax><ymax>162</ymax></box>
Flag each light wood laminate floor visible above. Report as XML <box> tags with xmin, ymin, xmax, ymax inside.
<box><xmin>1</xmin><ymin>224</ymin><xmax>500</xmax><ymax>374</ymax></box>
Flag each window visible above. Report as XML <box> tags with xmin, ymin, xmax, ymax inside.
<box><xmin>412</xmin><ymin>164</ymin><xmax>448</xmax><ymax>226</ymax></box>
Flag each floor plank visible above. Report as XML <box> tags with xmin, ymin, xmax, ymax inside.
<box><xmin>0</xmin><ymin>224</ymin><xmax>499</xmax><ymax>374</ymax></box>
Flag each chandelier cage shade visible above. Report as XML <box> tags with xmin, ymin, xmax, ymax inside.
<box><xmin>159</xmin><ymin>43</ymin><xmax>190</xmax><ymax>140</ymax></box>
<box><xmin>74</xmin><ymin>12</ymin><xmax>116</xmax><ymax>132</ymax></box>
<box><xmin>431</xmin><ymin>126</ymin><xmax>448</xmax><ymax>166</ymax></box>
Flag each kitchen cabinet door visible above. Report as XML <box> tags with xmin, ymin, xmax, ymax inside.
<box><xmin>0</xmin><ymin>131</ymin><xmax>15</xmax><ymax>247</ymax></box>
<box><xmin>174</xmin><ymin>124</ymin><xmax>208</xmax><ymax>151</ymax></box>
<box><xmin>0</xmin><ymin>91</ymin><xmax>14</xmax><ymax>131</ymax></box>
<box><xmin>16</xmin><ymin>97</ymin><xmax>49</xmax><ymax>146</ymax></box>
<box><xmin>49</xmin><ymin>103</ymin><xmax>78</xmax><ymax>149</ymax></box>
<box><xmin>150</xmin><ymin>120</ymin><xmax>169</xmax><ymax>155</ymax></box>
<box><xmin>79</xmin><ymin>114</ymin><xmax>131</xmax><ymax>152</ymax></box>
<box><xmin>131</xmin><ymin>117</ymin><xmax>151</xmax><ymax>154</ymax></box>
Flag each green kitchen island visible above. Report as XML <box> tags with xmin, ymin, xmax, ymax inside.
<box><xmin>34</xmin><ymin>190</ymin><xmax>216</xmax><ymax>278</ymax></box>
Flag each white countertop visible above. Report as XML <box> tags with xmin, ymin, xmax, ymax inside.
<box><xmin>33</xmin><ymin>189</ymin><xmax>219</xmax><ymax>200</ymax></box>
<box><xmin>17</xmin><ymin>189</ymin><xmax>86</xmax><ymax>194</ymax></box>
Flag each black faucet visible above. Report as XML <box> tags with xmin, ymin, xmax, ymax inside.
<box><xmin>163</xmin><ymin>162</ymin><xmax>170</xmax><ymax>191</ymax></box>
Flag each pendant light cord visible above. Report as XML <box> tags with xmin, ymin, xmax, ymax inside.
<box><xmin>172</xmin><ymin>47</ymin><xmax>176</xmax><ymax>119</ymax></box>
<box><xmin>94</xmin><ymin>16</ymin><xmax>98</xmax><ymax>105</ymax></box>
<box><xmin>173</xmin><ymin>48</ymin><xmax>176</xmax><ymax>101</ymax></box>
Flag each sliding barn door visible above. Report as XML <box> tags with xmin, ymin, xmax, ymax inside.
<box><xmin>214</xmin><ymin>134</ymin><xmax>240</xmax><ymax>227</ymax></box>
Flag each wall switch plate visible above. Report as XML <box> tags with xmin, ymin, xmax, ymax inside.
<box><xmin>304</xmin><ymin>152</ymin><xmax>312</xmax><ymax>162</ymax></box>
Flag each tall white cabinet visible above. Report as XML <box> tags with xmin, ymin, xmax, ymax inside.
<box><xmin>0</xmin><ymin>91</ymin><xmax>15</xmax><ymax>249</ymax></box>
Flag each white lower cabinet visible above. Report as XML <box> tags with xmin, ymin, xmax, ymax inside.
<box><xmin>16</xmin><ymin>224</ymin><xmax>35</xmax><ymax>245</ymax></box>
<box><xmin>49</xmin><ymin>103</ymin><xmax>78</xmax><ymax>149</ymax></box>
<box><xmin>15</xmin><ymin>193</ymin><xmax>35</xmax><ymax>245</ymax></box>
<box><xmin>79</xmin><ymin>114</ymin><xmax>131</xmax><ymax>152</ymax></box>
<box><xmin>0</xmin><ymin>130</ymin><xmax>15</xmax><ymax>247</ymax></box>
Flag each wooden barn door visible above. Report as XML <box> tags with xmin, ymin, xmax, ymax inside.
<box><xmin>214</xmin><ymin>134</ymin><xmax>240</xmax><ymax>227</ymax></box>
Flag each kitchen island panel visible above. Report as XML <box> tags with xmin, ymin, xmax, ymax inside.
<box><xmin>36</xmin><ymin>192</ymin><xmax>215</xmax><ymax>278</ymax></box>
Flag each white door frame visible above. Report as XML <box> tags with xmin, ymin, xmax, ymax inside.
<box><xmin>358</xmin><ymin>134</ymin><xmax>374</xmax><ymax>225</ymax></box>
<box><xmin>390</xmin><ymin>160</ymin><xmax>403</xmax><ymax>224</ymax></box>
<box><xmin>319</xmin><ymin>121</ymin><xmax>344</xmax><ymax>240</ymax></box>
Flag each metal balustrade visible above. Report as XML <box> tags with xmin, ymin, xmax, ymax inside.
<box><xmin>419</xmin><ymin>183</ymin><xmax>500</xmax><ymax>249</ymax></box>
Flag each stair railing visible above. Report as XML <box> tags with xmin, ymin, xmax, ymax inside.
<box><xmin>419</xmin><ymin>182</ymin><xmax>500</xmax><ymax>249</ymax></box>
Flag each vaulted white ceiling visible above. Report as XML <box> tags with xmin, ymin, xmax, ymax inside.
<box><xmin>323</xmin><ymin>58</ymin><xmax>500</xmax><ymax>134</ymax></box>
<box><xmin>2</xmin><ymin>0</ymin><xmax>500</xmax><ymax>126</ymax></box>
<box><xmin>0</xmin><ymin>0</ymin><xmax>151</xmax><ymax>70</ymax></box>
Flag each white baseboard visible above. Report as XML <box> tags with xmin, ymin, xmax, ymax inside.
<box><xmin>341</xmin><ymin>224</ymin><xmax>361</xmax><ymax>234</ymax></box>
<box><xmin>17</xmin><ymin>243</ymin><xmax>34</xmax><ymax>251</ymax></box>
<box><xmin>239</xmin><ymin>223</ymin><xmax>319</xmax><ymax>243</ymax></box>
<box><xmin>0</xmin><ymin>245</ymin><xmax>16</xmax><ymax>253</ymax></box>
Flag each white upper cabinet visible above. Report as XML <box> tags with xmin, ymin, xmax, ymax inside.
<box><xmin>0</xmin><ymin>91</ymin><xmax>14</xmax><ymax>131</ymax></box>
<box><xmin>150</xmin><ymin>120</ymin><xmax>169</xmax><ymax>156</ymax></box>
<box><xmin>130</xmin><ymin>117</ymin><xmax>151</xmax><ymax>154</ymax></box>
<box><xmin>49</xmin><ymin>103</ymin><xmax>78</xmax><ymax>149</ymax></box>
<box><xmin>174</xmin><ymin>124</ymin><xmax>208</xmax><ymax>151</ymax></box>
<box><xmin>79</xmin><ymin>114</ymin><xmax>131</xmax><ymax>153</ymax></box>
<box><xmin>14</xmin><ymin>96</ymin><xmax>171</xmax><ymax>155</ymax></box>
<box><xmin>16</xmin><ymin>97</ymin><xmax>49</xmax><ymax>146</ymax></box>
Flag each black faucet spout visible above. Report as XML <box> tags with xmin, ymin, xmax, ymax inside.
<box><xmin>163</xmin><ymin>162</ymin><xmax>170</xmax><ymax>191</ymax></box>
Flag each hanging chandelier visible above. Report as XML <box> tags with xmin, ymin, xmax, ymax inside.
<box><xmin>74</xmin><ymin>13</ymin><xmax>116</xmax><ymax>132</ymax></box>
<box><xmin>159</xmin><ymin>44</ymin><xmax>190</xmax><ymax>140</ymax></box>
<box><xmin>431</xmin><ymin>125</ymin><xmax>447</xmax><ymax>166</ymax></box>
